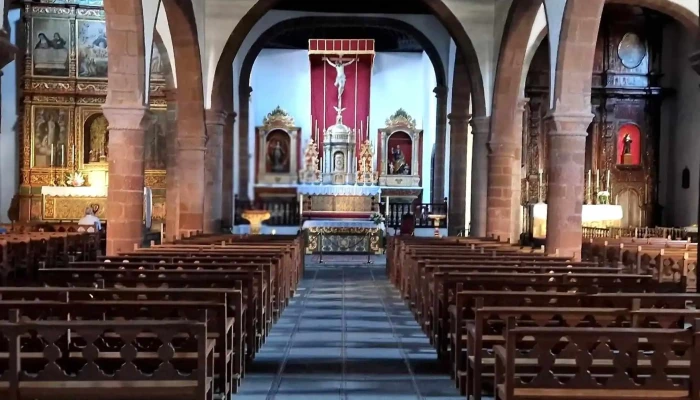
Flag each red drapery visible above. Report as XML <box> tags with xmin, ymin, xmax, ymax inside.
<box><xmin>309</xmin><ymin>39</ymin><xmax>374</xmax><ymax>155</ymax></box>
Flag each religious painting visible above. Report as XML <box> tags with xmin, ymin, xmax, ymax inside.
<box><xmin>616</xmin><ymin>123</ymin><xmax>641</xmax><ymax>166</ymax></box>
<box><xmin>77</xmin><ymin>20</ymin><xmax>108</xmax><ymax>78</ymax></box>
<box><xmin>83</xmin><ymin>112</ymin><xmax>108</xmax><ymax>163</ymax></box>
<box><xmin>145</xmin><ymin>110</ymin><xmax>168</xmax><ymax>170</ymax></box>
<box><xmin>32</xmin><ymin>106</ymin><xmax>70</xmax><ymax>168</ymax></box>
<box><xmin>387</xmin><ymin>131</ymin><xmax>412</xmax><ymax>175</ymax></box>
<box><xmin>265</xmin><ymin>130</ymin><xmax>290</xmax><ymax>174</ymax></box>
<box><xmin>32</xmin><ymin>18</ymin><xmax>70</xmax><ymax>77</ymax></box>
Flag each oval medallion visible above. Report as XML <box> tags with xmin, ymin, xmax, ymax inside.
<box><xmin>617</xmin><ymin>32</ymin><xmax>646</xmax><ymax>69</ymax></box>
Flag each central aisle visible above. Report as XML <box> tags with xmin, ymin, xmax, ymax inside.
<box><xmin>236</xmin><ymin>256</ymin><xmax>463</xmax><ymax>400</ymax></box>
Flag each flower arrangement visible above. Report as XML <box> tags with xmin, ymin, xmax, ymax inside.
<box><xmin>66</xmin><ymin>171</ymin><xmax>86</xmax><ymax>187</ymax></box>
<box><xmin>597</xmin><ymin>190</ymin><xmax>610</xmax><ymax>205</ymax></box>
<box><xmin>370</xmin><ymin>212</ymin><xmax>386</xmax><ymax>225</ymax></box>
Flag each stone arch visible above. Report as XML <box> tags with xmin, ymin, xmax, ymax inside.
<box><xmin>210</xmin><ymin>0</ymin><xmax>486</xmax><ymax>118</ymax></box>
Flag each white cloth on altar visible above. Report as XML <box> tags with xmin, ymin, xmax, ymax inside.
<box><xmin>297</xmin><ymin>184</ymin><xmax>381</xmax><ymax>196</ymax></box>
<box><xmin>41</xmin><ymin>186</ymin><xmax>107</xmax><ymax>197</ymax></box>
<box><xmin>303</xmin><ymin>220</ymin><xmax>385</xmax><ymax>231</ymax></box>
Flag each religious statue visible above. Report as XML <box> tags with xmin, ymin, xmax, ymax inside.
<box><xmin>324</xmin><ymin>56</ymin><xmax>356</xmax><ymax>103</ymax></box>
<box><xmin>623</xmin><ymin>134</ymin><xmax>632</xmax><ymax>154</ymax></box>
<box><xmin>299</xmin><ymin>138</ymin><xmax>321</xmax><ymax>184</ymax></box>
<box><xmin>268</xmin><ymin>140</ymin><xmax>286</xmax><ymax>172</ymax></box>
<box><xmin>88</xmin><ymin>114</ymin><xmax>108</xmax><ymax>162</ymax></box>
<box><xmin>391</xmin><ymin>146</ymin><xmax>410</xmax><ymax>175</ymax></box>
<box><xmin>334</xmin><ymin>152</ymin><xmax>345</xmax><ymax>172</ymax></box>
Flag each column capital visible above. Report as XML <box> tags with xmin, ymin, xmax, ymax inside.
<box><xmin>487</xmin><ymin>139</ymin><xmax>519</xmax><ymax>157</ymax></box>
<box><xmin>448</xmin><ymin>112</ymin><xmax>471</xmax><ymax>123</ymax></box>
<box><xmin>470</xmin><ymin>116</ymin><xmax>490</xmax><ymax>136</ymax></box>
<box><xmin>544</xmin><ymin>110</ymin><xmax>593</xmax><ymax>138</ymax></box>
<box><xmin>205</xmin><ymin>109</ymin><xmax>228</xmax><ymax>126</ymax></box>
<box><xmin>433</xmin><ymin>85</ymin><xmax>448</xmax><ymax>99</ymax></box>
<box><xmin>516</xmin><ymin>97</ymin><xmax>530</xmax><ymax>112</ymax></box>
<box><xmin>101</xmin><ymin>104</ymin><xmax>149</xmax><ymax>131</ymax></box>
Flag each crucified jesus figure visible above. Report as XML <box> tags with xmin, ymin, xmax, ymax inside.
<box><xmin>324</xmin><ymin>56</ymin><xmax>356</xmax><ymax>103</ymax></box>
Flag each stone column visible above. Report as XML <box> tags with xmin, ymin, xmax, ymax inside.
<box><xmin>544</xmin><ymin>111</ymin><xmax>593</xmax><ymax>259</ymax></box>
<box><xmin>102</xmin><ymin>105</ymin><xmax>148</xmax><ymax>255</ymax></box>
<box><xmin>432</xmin><ymin>86</ymin><xmax>448</xmax><ymax>203</ymax></box>
<box><xmin>176</xmin><ymin>130</ymin><xmax>206</xmax><ymax>235</ymax></box>
<box><xmin>238</xmin><ymin>87</ymin><xmax>252</xmax><ymax>200</ymax></box>
<box><xmin>486</xmin><ymin>139</ymin><xmax>519</xmax><ymax>242</ymax></box>
<box><xmin>690</xmin><ymin>44</ymin><xmax>700</xmax><ymax>293</ymax></box>
<box><xmin>204</xmin><ymin>109</ymin><xmax>226</xmax><ymax>233</ymax></box>
<box><xmin>469</xmin><ymin>116</ymin><xmax>490</xmax><ymax>237</ymax></box>
<box><xmin>164</xmin><ymin>89</ymin><xmax>179</xmax><ymax>242</ymax></box>
<box><xmin>221</xmin><ymin>112</ymin><xmax>236</xmax><ymax>228</ymax></box>
<box><xmin>447</xmin><ymin>112</ymin><xmax>470</xmax><ymax>236</ymax></box>
<box><xmin>510</xmin><ymin>98</ymin><xmax>528</xmax><ymax>243</ymax></box>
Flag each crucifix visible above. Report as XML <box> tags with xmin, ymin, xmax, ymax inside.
<box><xmin>324</xmin><ymin>56</ymin><xmax>357</xmax><ymax>106</ymax></box>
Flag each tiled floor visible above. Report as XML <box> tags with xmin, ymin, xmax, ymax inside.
<box><xmin>235</xmin><ymin>256</ymin><xmax>463</xmax><ymax>400</ymax></box>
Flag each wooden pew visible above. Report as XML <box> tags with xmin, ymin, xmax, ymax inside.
<box><xmin>494</xmin><ymin>320</ymin><xmax>697</xmax><ymax>400</ymax></box>
<box><xmin>0</xmin><ymin>314</ymin><xmax>215</xmax><ymax>400</ymax></box>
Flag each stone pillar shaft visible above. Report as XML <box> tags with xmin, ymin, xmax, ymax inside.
<box><xmin>432</xmin><ymin>86</ymin><xmax>448</xmax><ymax>202</ymax></box>
<box><xmin>486</xmin><ymin>140</ymin><xmax>519</xmax><ymax>242</ymax></box>
<box><xmin>544</xmin><ymin>111</ymin><xmax>592</xmax><ymax>259</ymax></box>
<box><xmin>221</xmin><ymin>112</ymin><xmax>236</xmax><ymax>228</ymax></box>
<box><xmin>177</xmin><ymin>133</ymin><xmax>206</xmax><ymax>233</ymax></box>
<box><xmin>510</xmin><ymin>98</ymin><xmax>528</xmax><ymax>243</ymax></box>
<box><xmin>204</xmin><ymin>110</ymin><xmax>226</xmax><ymax>233</ymax></box>
<box><xmin>102</xmin><ymin>105</ymin><xmax>148</xmax><ymax>255</ymax></box>
<box><xmin>448</xmin><ymin>113</ymin><xmax>470</xmax><ymax>236</ymax></box>
<box><xmin>469</xmin><ymin>116</ymin><xmax>490</xmax><ymax>237</ymax></box>
<box><xmin>164</xmin><ymin>89</ymin><xmax>179</xmax><ymax>242</ymax></box>
<box><xmin>238</xmin><ymin>88</ymin><xmax>252</xmax><ymax>200</ymax></box>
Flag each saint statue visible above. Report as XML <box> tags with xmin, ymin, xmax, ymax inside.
<box><xmin>324</xmin><ymin>56</ymin><xmax>356</xmax><ymax>102</ymax></box>
<box><xmin>623</xmin><ymin>134</ymin><xmax>632</xmax><ymax>155</ymax></box>
<box><xmin>268</xmin><ymin>140</ymin><xmax>286</xmax><ymax>172</ymax></box>
<box><xmin>391</xmin><ymin>146</ymin><xmax>410</xmax><ymax>175</ymax></box>
<box><xmin>89</xmin><ymin>115</ymin><xmax>108</xmax><ymax>162</ymax></box>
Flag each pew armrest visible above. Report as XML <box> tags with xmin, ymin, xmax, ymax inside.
<box><xmin>494</xmin><ymin>345</ymin><xmax>507</xmax><ymax>365</ymax></box>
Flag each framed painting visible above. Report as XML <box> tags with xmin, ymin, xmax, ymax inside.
<box><xmin>145</xmin><ymin>109</ymin><xmax>168</xmax><ymax>170</ymax></box>
<box><xmin>32</xmin><ymin>106</ymin><xmax>71</xmax><ymax>168</ymax></box>
<box><xmin>77</xmin><ymin>20</ymin><xmax>108</xmax><ymax>78</ymax></box>
<box><xmin>31</xmin><ymin>18</ymin><xmax>70</xmax><ymax>77</ymax></box>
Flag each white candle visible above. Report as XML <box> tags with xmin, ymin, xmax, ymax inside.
<box><xmin>606</xmin><ymin>170</ymin><xmax>610</xmax><ymax>191</ymax></box>
<box><xmin>50</xmin><ymin>144</ymin><xmax>54</xmax><ymax>167</ymax></box>
<box><xmin>61</xmin><ymin>145</ymin><xmax>64</xmax><ymax>167</ymax></box>
<box><xmin>538</xmin><ymin>169</ymin><xmax>543</xmax><ymax>202</ymax></box>
<box><xmin>596</xmin><ymin>169</ymin><xmax>600</xmax><ymax>193</ymax></box>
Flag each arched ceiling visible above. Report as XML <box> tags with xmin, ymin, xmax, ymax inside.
<box><xmin>272</xmin><ymin>0</ymin><xmax>432</xmax><ymax>15</ymax></box>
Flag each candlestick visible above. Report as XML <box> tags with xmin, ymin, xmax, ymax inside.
<box><xmin>314</xmin><ymin>120</ymin><xmax>318</xmax><ymax>143</ymax></box>
<box><xmin>50</xmin><ymin>144</ymin><xmax>54</xmax><ymax>167</ymax></box>
<box><xmin>360</xmin><ymin>121</ymin><xmax>363</xmax><ymax>143</ymax></box>
<box><xmin>587</xmin><ymin>170</ymin><xmax>592</xmax><ymax>204</ymax></box>
<box><xmin>525</xmin><ymin>179</ymin><xmax>529</xmax><ymax>204</ymax></box>
<box><xmin>606</xmin><ymin>170</ymin><xmax>610</xmax><ymax>192</ymax></box>
<box><xmin>61</xmin><ymin>144</ymin><xmax>64</xmax><ymax>167</ymax></box>
<box><xmin>538</xmin><ymin>169</ymin><xmax>543</xmax><ymax>202</ymax></box>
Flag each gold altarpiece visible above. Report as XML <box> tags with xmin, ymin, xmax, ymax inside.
<box><xmin>255</xmin><ymin>106</ymin><xmax>300</xmax><ymax>185</ymax></box>
<box><xmin>19</xmin><ymin>0</ymin><xmax>168</xmax><ymax>222</ymax></box>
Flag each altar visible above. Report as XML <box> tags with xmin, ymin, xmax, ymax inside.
<box><xmin>529</xmin><ymin>203</ymin><xmax>624</xmax><ymax>239</ymax></box>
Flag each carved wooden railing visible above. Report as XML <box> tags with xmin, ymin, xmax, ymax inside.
<box><xmin>582</xmin><ymin>226</ymin><xmax>696</xmax><ymax>241</ymax></box>
<box><xmin>382</xmin><ymin>202</ymin><xmax>448</xmax><ymax>229</ymax></box>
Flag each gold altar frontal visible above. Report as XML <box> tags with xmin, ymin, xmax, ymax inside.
<box><xmin>43</xmin><ymin>195</ymin><xmax>107</xmax><ymax>220</ymax></box>
<box><xmin>304</xmin><ymin>226</ymin><xmax>383</xmax><ymax>255</ymax></box>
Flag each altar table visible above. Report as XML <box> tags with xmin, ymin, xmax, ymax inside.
<box><xmin>530</xmin><ymin>203</ymin><xmax>623</xmax><ymax>239</ymax></box>
<box><xmin>302</xmin><ymin>219</ymin><xmax>384</xmax><ymax>255</ymax></box>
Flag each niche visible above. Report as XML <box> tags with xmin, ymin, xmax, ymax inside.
<box><xmin>616</xmin><ymin>124</ymin><xmax>641</xmax><ymax>166</ymax></box>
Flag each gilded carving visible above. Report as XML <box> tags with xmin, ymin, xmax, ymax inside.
<box><xmin>30</xmin><ymin>81</ymin><xmax>73</xmax><ymax>91</ymax></box>
<box><xmin>144</xmin><ymin>173</ymin><xmax>167</xmax><ymax>189</ymax></box>
<box><xmin>43</xmin><ymin>195</ymin><xmax>107</xmax><ymax>220</ymax></box>
<box><xmin>385</xmin><ymin>108</ymin><xmax>416</xmax><ymax>129</ymax></box>
<box><xmin>262</xmin><ymin>106</ymin><xmax>295</xmax><ymax>129</ymax></box>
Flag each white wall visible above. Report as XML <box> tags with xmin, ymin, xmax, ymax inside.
<box><xmin>0</xmin><ymin>9</ymin><xmax>19</xmax><ymax>223</ymax></box>
<box><xmin>660</xmin><ymin>21</ymin><xmax>700</xmax><ymax>227</ymax></box>
<box><xmin>250</xmin><ymin>49</ymin><xmax>438</xmax><ymax>201</ymax></box>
